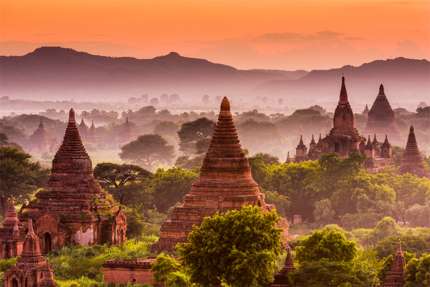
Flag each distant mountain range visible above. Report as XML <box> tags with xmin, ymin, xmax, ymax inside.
<box><xmin>1</xmin><ymin>46</ymin><xmax>429</xmax><ymax>107</ymax></box>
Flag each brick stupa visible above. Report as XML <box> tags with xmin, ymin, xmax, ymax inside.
<box><xmin>152</xmin><ymin>97</ymin><xmax>270</xmax><ymax>252</ymax></box>
<box><xmin>400</xmin><ymin>126</ymin><xmax>427</xmax><ymax>177</ymax></box>
<box><xmin>382</xmin><ymin>243</ymin><xmax>405</xmax><ymax>287</ymax></box>
<box><xmin>19</xmin><ymin>109</ymin><xmax>127</xmax><ymax>252</ymax></box>
<box><xmin>271</xmin><ymin>244</ymin><xmax>295</xmax><ymax>287</ymax></box>
<box><xmin>4</xmin><ymin>219</ymin><xmax>56</xmax><ymax>287</ymax></box>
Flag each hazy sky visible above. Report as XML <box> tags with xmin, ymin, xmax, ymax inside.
<box><xmin>1</xmin><ymin>0</ymin><xmax>429</xmax><ymax>70</ymax></box>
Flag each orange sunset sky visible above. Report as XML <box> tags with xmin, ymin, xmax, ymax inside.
<box><xmin>1</xmin><ymin>0</ymin><xmax>429</xmax><ymax>70</ymax></box>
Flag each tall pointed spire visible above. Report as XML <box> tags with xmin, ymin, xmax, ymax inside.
<box><xmin>339</xmin><ymin>76</ymin><xmax>348</xmax><ymax>104</ymax></box>
<box><xmin>400</xmin><ymin>126</ymin><xmax>426</xmax><ymax>177</ymax></box>
<box><xmin>52</xmin><ymin>108</ymin><xmax>91</xmax><ymax>174</ymax></box>
<box><xmin>310</xmin><ymin>135</ymin><xmax>316</xmax><ymax>145</ymax></box>
<box><xmin>333</xmin><ymin>76</ymin><xmax>356</xmax><ymax>133</ymax></box>
<box><xmin>379</xmin><ymin>84</ymin><xmax>385</xmax><ymax>95</ymax></box>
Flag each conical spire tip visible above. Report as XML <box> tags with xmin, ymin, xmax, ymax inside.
<box><xmin>379</xmin><ymin>84</ymin><xmax>385</xmax><ymax>95</ymax></box>
<box><xmin>221</xmin><ymin>97</ymin><xmax>230</xmax><ymax>111</ymax></box>
<box><xmin>68</xmin><ymin>108</ymin><xmax>76</xmax><ymax>123</ymax></box>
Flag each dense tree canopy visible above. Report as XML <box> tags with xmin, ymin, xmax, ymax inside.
<box><xmin>119</xmin><ymin>134</ymin><xmax>175</xmax><ymax>170</ymax></box>
<box><xmin>248</xmin><ymin>153</ymin><xmax>430</xmax><ymax>228</ymax></box>
<box><xmin>177</xmin><ymin>117</ymin><xmax>215</xmax><ymax>156</ymax></box>
<box><xmin>179</xmin><ymin>206</ymin><xmax>282</xmax><ymax>287</ymax></box>
<box><xmin>0</xmin><ymin>147</ymin><xmax>48</xmax><ymax>214</ymax></box>
<box><xmin>94</xmin><ymin>163</ymin><xmax>152</xmax><ymax>206</ymax></box>
<box><xmin>150</xmin><ymin>167</ymin><xmax>198</xmax><ymax>212</ymax></box>
<box><xmin>292</xmin><ymin>225</ymin><xmax>378</xmax><ymax>286</ymax></box>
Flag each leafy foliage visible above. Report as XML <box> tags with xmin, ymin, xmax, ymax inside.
<box><xmin>150</xmin><ymin>167</ymin><xmax>198</xmax><ymax>212</ymax></box>
<box><xmin>0</xmin><ymin>147</ymin><xmax>49</xmax><ymax>213</ymax></box>
<box><xmin>179</xmin><ymin>205</ymin><xmax>282</xmax><ymax>287</ymax></box>
<box><xmin>120</xmin><ymin>134</ymin><xmax>175</xmax><ymax>170</ymax></box>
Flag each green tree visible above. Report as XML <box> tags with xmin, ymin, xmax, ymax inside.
<box><xmin>292</xmin><ymin>225</ymin><xmax>377</xmax><ymax>286</ymax></box>
<box><xmin>290</xmin><ymin>260</ymin><xmax>375</xmax><ymax>287</ymax></box>
<box><xmin>249</xmin><ymin>153</ymin><xmax>278</xmax><ymax>186</ymax></box>
<box><xmin>94</xmin><ymin>163</ymin><xmax>152</xmax><ymax>207</ymax></box>
<box><xmin>178</xmin><ymin>118</ymin><xmax>215</xmax><ymax>156</ymax></box>
<box><xmin>179</xmin><ymin>205</ymin><xmax>282</xmax><ymax>287</ymax></box>
<box><xmin>120</xmin><ymin>134</ymin><xmax>175</xmax><ymax>170</ymax></box>
<box><xmin>264</xmin><ymin>161</ymin><xmax>320</xmax><ymax>220</ymax></box>
<box><xmin>150</xmin><ymin>168</ymin><xmax>198</xmax><ymax>212</ymax></box>
<box><xmin>0</xmin><ymin>147</ymin><xmax>48</xmax><ymax>215</ymax></box>
<box><xmin>152</xmin><ymin>253</ymin><xmax>191</xmax><ymax>287</ymax></box>
<box><xmin>405</xmin><ymin>254</ymin><xmax>430</xmax><ymax>287</ymax></box>
<box><xmin>295</xmin><ymin>225</ymin><xmax>357</xmax><ymax>263</ymax></box>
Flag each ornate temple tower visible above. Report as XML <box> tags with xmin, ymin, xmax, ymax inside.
<box><xmin>308</xmin><ymin>135</ymin><xmax>319</xmax><ymax>160</ymax></box>
<box><xmin>400</xmin><ymin>126</ymin><xmax>427</xmax><ymax>177</ymax></box>
<box><xmin>295</xmin><ymin>136</ymin><xmax>308</xmax><ymax>162</ymax></box>
<box><xmin>3</xmin><ymin>220</ymin><xmax>56</xmax><ymax>287</ymax></box>
<box><xmin>321</xmin><ymin>77</ymin><xmax>362</xmax><ymax>157</ymax></box>
<box><xmin>19</xmin><ymin>109</ymin><xmax>127</xmax><ymax>253</ymax></box>
<box><xmin>366</xmin><ymin>84</ymin><xmax>399</xmax><ymax>138</ymax></box>
<box><xmin>381</xmin><ymin>135</ymin><xmax>392</xmax><ymax>159</ymax></box>
<box><xmin>271</xmin><ymin>244</ymin><xmax>295</xmax><ymax>287</ymax></box>
<box><xmin>0</xmin><ymin>201</ymin><xmax>24</xmax><ymax>259</ymax></box>
<box><xmin>382</xmin><ymin>243</ymin><xmax>405</xmax><ymax>287</ymax></box>
<box><xmin>372</xmin><ymin>134</ymin><xmax>381</xmax><ymax>155</ymax></box>
<box><xmin>152</xmin><ymin>97</ymin><xmax>271</xmax><ymax>252</ymax></box>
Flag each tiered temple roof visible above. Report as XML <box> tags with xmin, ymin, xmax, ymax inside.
<box><xmin>19</xmin><ymin>109</ymin><xmax>126</xmax><ymax>249</ymax></box>
<box><xmin>366</xmin><ymin>84</ymin><xmax>399</xmax><ymax>139</ymax></box>
<box><xmin>152</xmin><ymin>97</ymin><xmax>270</xmax><ymax>252</ymax></box>
<box><xmin>368</xmin><ymin>85</ymin><xmax>395</xmax><ymax>123</ymax></box>
<box><xmin>400</xmin><ymin>126</ymin><xmax>427</xmax><ymax>177</ymax></box>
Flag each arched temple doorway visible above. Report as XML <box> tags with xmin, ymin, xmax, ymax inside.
<box><xmin>43</xmin><ymin>233</ymin><xmax>52</xmax><ymax>254</ymax></box>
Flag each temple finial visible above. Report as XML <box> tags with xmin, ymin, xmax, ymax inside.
<box><xmin>379</xmin><ymin>84</ymin><xmax>385</xmax><ymax>95</ymax></box>
<box><xmin>221</xmin><ymin>97</ymin><xmax>230</xmax><ymax>112</ymax></box>
<box><xmin>69</xmin><ymin>108</ymin><xmax>76</xmax><ymax>123</ymax></box>
<box><xmin>339</xmin><ymin>76</ymin><xmax>348</xmax><ymax>104</ymax></box>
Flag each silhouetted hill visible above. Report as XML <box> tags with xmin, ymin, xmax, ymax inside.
<box><xmin>0</xmin><ymin>47</ymin><xmax>303</xmax><ymax>101</ymax></box>
<box><xmin>258</xmin><ymin>57</ymin><xmax>430</xmax><ymax>107</ymax></box>
<box><xmin>0</xmin><ymin>47</ymin><xmax>428</xmax><ymax>107</ymax></box>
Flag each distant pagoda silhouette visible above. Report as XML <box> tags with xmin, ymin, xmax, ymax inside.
<box><xmin>366</xmin><ymin>84</ymin><xmax>399</xmax><ymax>139</ymax></box>
<box><xmin>400</xmin><ymin>126</ymin><xmax>427</xmax><ymax>177</ymax></box>
<box><xmin>152</xmin><ymin>97</ymin><xmax>271</xmax><ymax>252</ymax></box>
